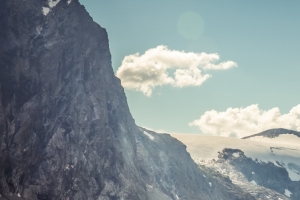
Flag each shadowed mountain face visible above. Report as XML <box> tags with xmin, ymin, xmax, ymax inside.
<box><xmin>0</xmin><ymin>0</ymin><xmax>255</xmax><ymax>200</ymax></box>
<box><xmin>0</xmin><ymin>0</ymin><xmax>146</xmax><ymax>199</ymax></box>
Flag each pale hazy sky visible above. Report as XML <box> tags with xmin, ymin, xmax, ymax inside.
<box><xmin>79</xmin><ymin>0</ymin><xmax>300</xmax><ymax>137</ymax></box>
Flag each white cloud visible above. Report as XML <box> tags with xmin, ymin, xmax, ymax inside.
<box><xmin>189</xmin><ymin>104</ymin><xmax>300</xmax><ymax>138</ymax></box>
<box><xmin>116</xmin><ymin>45</ymin><xmax>237</xmax><ymax>96</ymax></box>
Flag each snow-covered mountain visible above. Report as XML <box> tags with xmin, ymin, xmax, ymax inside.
<box><xmin>242</xmin><ymin>128</ymin><xmax>300</xmax><ymax>139</ymax></box>
<box><xmin>171</xmin><ymin>129</ymin><xmax>300</xmax><ymax>199</ymax></box>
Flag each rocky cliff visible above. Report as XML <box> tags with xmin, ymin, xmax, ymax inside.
<box><xmin>0</xmin><ymin>0</ymin><xmax>255</xmax><ymax>199</ymax></box>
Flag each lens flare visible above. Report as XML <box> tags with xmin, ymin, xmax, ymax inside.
<box><xmin>177</xmin><ymin>11</ymin><xmax>204</xmax><ymax>40</ymax></box>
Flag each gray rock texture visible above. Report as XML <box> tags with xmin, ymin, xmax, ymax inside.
<box><xmin>0</xmin><ymin>0</ymin><xmax>256</xmax><ymax>199</ymax></box>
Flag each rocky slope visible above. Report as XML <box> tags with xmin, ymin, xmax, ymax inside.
<box><xmin>0</xmin><ymin>0</ymin><xmax>255</xmax><ymax>199</ymax></box>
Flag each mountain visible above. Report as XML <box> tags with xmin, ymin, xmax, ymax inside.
<box><xmin>0</xmin><ymin>0</ymin><xmax>256</xmax><ymax>199</ymax></box>
<box><xmin>242</xmin><ymin>128</ymin><xmax>300</xmax><ymax>139</ymax></box>
<box><xmin>171</xmin><ymin>129</ymin><xmax>300</xmax><ymax>200</ymax></box>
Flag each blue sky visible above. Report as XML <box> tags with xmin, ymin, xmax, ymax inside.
<box><xmin>79</xmin><ymin>0</ymin><xmax>300</xmax><ymax>136</ymax></box>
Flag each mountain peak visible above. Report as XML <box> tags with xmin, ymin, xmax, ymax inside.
<box><xmin>242</xmin><ymin>128</ymin><xmax>300</xmax><ymax>139</ymax></box>
<box><xmin>0</xmin><ymin>1</ymin><xmax>257</xmax><ymax>199</ymax></box>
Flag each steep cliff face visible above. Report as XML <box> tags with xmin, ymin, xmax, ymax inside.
<box><xmin>0</xmin><ymin>0</ymin><xmax>145</xmax><ymax>199</ymax></box>
<box><xmin>0</xmin><ymin>0</ymin><xmax>254</xmax><ymax>199</ymax></box>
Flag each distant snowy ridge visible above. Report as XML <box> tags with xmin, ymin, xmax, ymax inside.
<box><xmin>242</xmin><ymin>128</ymin><xmax>300</xmax><ymax>139</ymax></box>
<box><xmin>171</xmin><ymin>129</ymin><xmax>300</xmax><ymax>199</ymax></box>
<box><xmin>171</xmin><ymin>133</ymin><xmax>300</xmax><ymax>181</ymax></box>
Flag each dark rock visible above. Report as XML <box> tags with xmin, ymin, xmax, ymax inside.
<box><xmin>242</xmin><ymin>128</ymin><xmax>300</xmax><ymax>139</ymax></box>
<box><xmin>0</xmin><ymin>0</ymin><xmax>256</xmax><ymax>199</ymax></box>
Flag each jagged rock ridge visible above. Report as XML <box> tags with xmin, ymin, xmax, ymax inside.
<box><xmin>242</xmin><ymin>128</ymin><xmax>300</xmax><ymax>139</ymax></box>
<box><xmin>0</xmin><ymin>0</ymin><xmax>255</xmax><ymax>199</ymax></box>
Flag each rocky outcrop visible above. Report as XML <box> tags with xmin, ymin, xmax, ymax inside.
<box><xmin>242</xmin><ymin>128</ymin><xmax>300</xmax><ymax>139</ymax></box>
<box><xmin>0</xmin><ymin>0</ymin><xmax>256</xmax><ymax>199</ymax></box>
<box><xmin>218</xmin><ymin>148</ymin><xmax>300</xmax><ymax>200</ymax></box>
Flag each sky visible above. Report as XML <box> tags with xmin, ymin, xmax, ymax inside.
<box><xmin>79</xmin><ymin>0</ymin><xmax>300</xmax><ymax>137</ymax></box>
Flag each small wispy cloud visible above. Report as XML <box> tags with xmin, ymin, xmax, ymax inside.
<box><xmin>116</xmin><ymin>45</ymin><xmax>237</xmax><ymax>96</ymax></box>
<box><xmin>189</xmin><ymin>104</ymin><xmax>300</xmax><ymax>138</ymax></box>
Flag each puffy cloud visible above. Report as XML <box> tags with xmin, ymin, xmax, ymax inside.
<box><xmin>189</xmin><ymin>104</ymin><xmax>300</xmax><ymax>138</ymax></box>
<box><xmin>116</xmin><ymin>45</ymin><xmax>237</xmax><ymax>96</ymax></box>
<box><xmin>174</xmin><ymin>67</ymin><xmax>211</xmax><ymax>88</ymax></box>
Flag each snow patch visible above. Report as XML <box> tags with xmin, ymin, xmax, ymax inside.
<box><xmin>208</xmin><ymin>182</ymin><xmax>212</xmax><ymax>187</ymax></box>
<box><xmin>64</xmin><ymin>164</ymin><xmax>74</xmax><ymax>170</ymax></box>
<box><xmin>42</xmin><ymin>0</ymin><xmax>61</xmax><ymax>16</ymax></box>
<box><xmin>67</xmin><ymin>0</ymin><xmax>72</xmax><ymax>4</ymax></box>
<box><xmin>143</xmin><ymin>131</ymin><xmax>154</xmax><ymax>140</ymax></box>
<box><xmin>48</xmin><ymin>0</ymin><xmax>61</xmax><ymax>8</ymax></box>
<box><xmin>284</xmin><ymin>189</ymin><xmax>292</xmax><ymax>197</ymax></box>
<box><xmin>89</xmin><ymin>94</ymin><xmax>100</xmax><ymax>120</ymax></box>
<box><xmin>36</xmin><ymin>26</ymin><xmax>43</xmax><ymax>35</ymax></box>
<box><xmin>248</xmin><ymin>134</ymin><xmax>300</xmax><ymax>145</ymax></box>
<box><xmin>250</xmin><ymin>180</ymin><xmax>257</xmax><ymax>185</ymax></box>
<box><xmin>232</xmin><ymin>152</ymin><xmax>240</xmax><ymax>157</ymax></box>
<box><xmin>42</xmin><ymin>7</ymin><xmax>50</xmax><ymax>15</ymax></box>
<box><xmin>203</xmin><ymin>160</ymin><xmax>288</xmax><ymax>199</ymax></box>
<box><xmin>252</xmin><ymin>172</ymin><xmax>255</xmax><ymax>174</ymax></box>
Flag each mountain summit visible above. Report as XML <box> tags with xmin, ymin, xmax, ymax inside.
<box><xmin>242</xmin><ymin>128</ymin><xmax>300</xmax><ymax>139</ymax></box>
